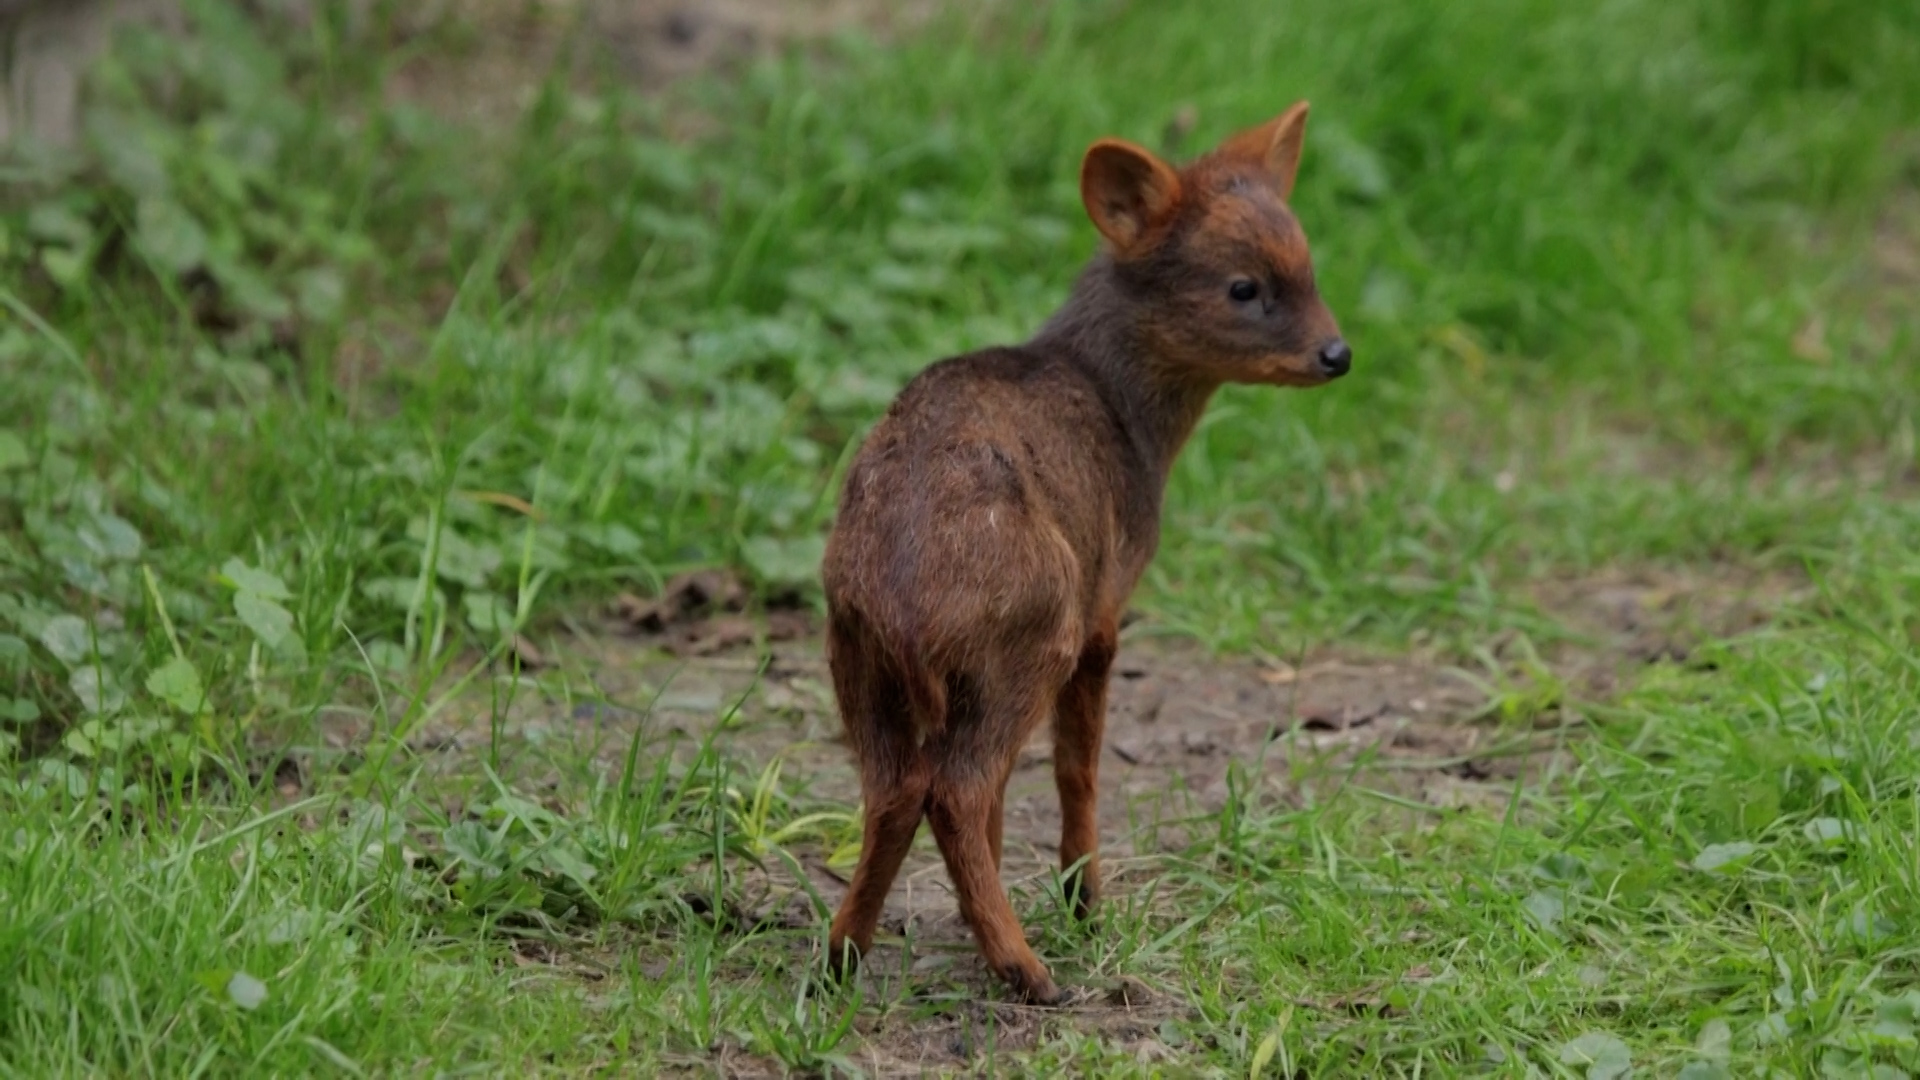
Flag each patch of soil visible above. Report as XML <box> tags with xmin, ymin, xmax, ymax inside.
<box><xmin>1531</xmin><ymin>565</ymin><xmax>1803</xmax><ymax>695</ymax></box>
<box><xmin>611</xmin><ymin>568</ymin><xmax>813</xmax><ymax>656</ymax></box>
<box><xmin>382</xmin><ymin>0</ymin><xmax>943</xmax><ymax>128</ymax></box>
<box><xmin>376</xmin><ymin>566</ymin><xmax>1795</xmax><ymax>1073</ymax></box>
<box><xmin>1872</xmin><ymin>188</ymin><xmax>1920</xmax><ymax>311</ymax></box>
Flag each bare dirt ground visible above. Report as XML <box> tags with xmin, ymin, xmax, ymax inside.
<box><xmin>337</xmin><ymin>565</ymin><xmax>1797</xmax><ymax>1074</ymax></box>
<box><xmin>382</xmin><ymin>0</ymin><xmax>942</xmax><ymax>127</ymax></box>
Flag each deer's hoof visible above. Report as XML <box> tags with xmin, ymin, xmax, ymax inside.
<box><xmin>1001</xmin><ymin>963</ymin><xmax>1064</xmax><ymax>1007</ymax></box>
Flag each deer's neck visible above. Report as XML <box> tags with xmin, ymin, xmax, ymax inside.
<box><xmin>1031</xmin><ymin>256</ymin><xmax>1220</xmax><ymax>487</ymax></box>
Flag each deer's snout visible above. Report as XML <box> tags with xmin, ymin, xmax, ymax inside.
<box><xmin>1316</xmin><ymin>338</ymin><xmax>1352</xmax><ymax>379</ymax></box>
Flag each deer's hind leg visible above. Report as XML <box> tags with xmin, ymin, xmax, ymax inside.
<box><xmin>824</xmin><ymin>621</ymin><xmax>930</xmax><ymax>979</ymax></box>
<box><xmin>925</xmin><ymin>657</ymin><xmax>1074</xmax><ymax>1004</ymax></box>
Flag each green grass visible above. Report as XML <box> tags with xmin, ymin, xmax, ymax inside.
<box><xmin>3</xmin><ymin>0</ymin><xmax>1920</xmax><ymax>1073</ymax></box>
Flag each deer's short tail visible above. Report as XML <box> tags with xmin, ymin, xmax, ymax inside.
<box><xmin>894</xmin><ymin>637</ymin><xmax>949</xmax><ymax>738</ymax></box>
<box><xmin>826</xmin><ymin>606</ymin><xmax>949</xmax><ymax>741</ymax></box>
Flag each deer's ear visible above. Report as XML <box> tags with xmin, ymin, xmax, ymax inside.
<box><xmin>1080</xmin><ymin>138</ymin><xmax>1182</xmax><ymax>253</ymax></box>
<box><xmin>1218</xmin><ymin>100</ymin><xmax>1310</xmax><ymax>200</ymax></box>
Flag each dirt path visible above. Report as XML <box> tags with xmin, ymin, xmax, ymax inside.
<box><xmin>426</xmin><ymin>628</ymin><xmax>1502</xmax><ymax>1072</ymax></box>
<box><xmin>385</xmin><ymin>0</ymin><xmax>942</xmax><ymax>127</ymax></box>
<box><xmin>573</xmin><ymin>625</ymin><xmax>1497</xmax><ymax>880</ymax></box>
<box><xmin>359</xmin><ymin>567</ymin><xmax>1795</xmax><ymax>1073</ymax></box>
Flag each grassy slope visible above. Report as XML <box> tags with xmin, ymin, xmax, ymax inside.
<box><xmin>3</xmin><ymin>0</ymin><xmax>1920</xmax><ymax>1074</ymax></box>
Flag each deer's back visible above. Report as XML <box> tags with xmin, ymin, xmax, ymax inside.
<box><xmin>823</xmin><ymin>346</ymin><xmax>1157</xmax><ymax>676</ymax></box>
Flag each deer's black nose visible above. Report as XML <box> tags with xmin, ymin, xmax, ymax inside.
<box><xmin>1317</xmin><ymin>339</ymin><xmax>1352</xmax><ymax>378</ymax></box>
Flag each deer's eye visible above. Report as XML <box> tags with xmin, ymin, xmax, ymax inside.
<box><xmin>1228</xmin><ymin>279</ymin><xmax>1259</xmax><ymax>302</ymax></box>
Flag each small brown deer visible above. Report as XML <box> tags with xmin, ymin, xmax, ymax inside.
<box><xmin>821</xmin><ymin>101</ymin><xmax>1350</xmax><ymax>1004</ymax></box>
